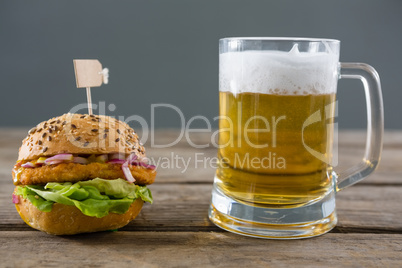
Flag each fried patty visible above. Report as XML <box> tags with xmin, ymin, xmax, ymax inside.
<box><xmin>13</xmin><ymin>162</ymin><xmax>156</xmax><ymax>186</ymax></box>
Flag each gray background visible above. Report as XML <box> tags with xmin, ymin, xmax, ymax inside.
<box><xmin>0</xmin><ymin>0</ymin><xmax>401</xmax><ymax>129</ymax></box>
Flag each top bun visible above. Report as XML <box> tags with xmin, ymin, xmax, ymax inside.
<box><xmin>18</xmin><ymin>113</ymin><xmax>146</xmax><ymax>161</ymax></box>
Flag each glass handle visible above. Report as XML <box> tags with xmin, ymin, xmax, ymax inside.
<box><xmin>336</xmin><ymin>62</ymin><xmax>384</xmax><ymax>191</ymax></box>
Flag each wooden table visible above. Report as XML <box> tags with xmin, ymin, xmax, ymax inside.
<box><xmin>0</xmin><ymin>129</ymin><xmax>401</xmax><ymax>267</ymax></box>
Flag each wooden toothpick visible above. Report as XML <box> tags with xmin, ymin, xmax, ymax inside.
<box><xmin>86</xmin><ymin>87</ymin><xmax>93</xmax><ymax>115</ymax></box>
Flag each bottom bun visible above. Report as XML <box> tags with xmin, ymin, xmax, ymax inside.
<box><xmin>15</xmin><ymin>192</ymin><xmax>144</xmax><ymax>235</ymax></box>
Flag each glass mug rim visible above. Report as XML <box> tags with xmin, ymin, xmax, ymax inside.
<box><xmin>220</xmin><ymin>37</ymin><xmax>340</xmax><ymax>43</ymax></box>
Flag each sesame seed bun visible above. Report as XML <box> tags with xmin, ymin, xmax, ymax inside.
<box><xmin>18</xmin><ymin>113</ymin><xmax>146</xmax><ymax>161</ymax></box>
<box><xmin>14</xmin><ymin>191</ymin><xmax>144</xmax><ymax>235</ymax></box>
<box><xmin>13</xmin><ymin>113</ymin><xmax>155</xmax><ymax>235</ymax></box>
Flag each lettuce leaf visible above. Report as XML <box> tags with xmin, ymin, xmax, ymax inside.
<box><xmin>15</xmin><ymin>178</ymin><xmax>153</xmax><ymax>218</ymax></box>
<box><xmin>15</xmin><ymin>186</ymin><xmax>54</xmax><ymax>212</ymax></box>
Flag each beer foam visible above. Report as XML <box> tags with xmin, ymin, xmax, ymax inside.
<box><xmin>220</xmin><ymin>44</ymin><xmax>339</xmax><ymax>95</ymax></box>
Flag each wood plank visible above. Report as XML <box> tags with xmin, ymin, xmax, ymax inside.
<box><xmin>0</xmin><ymin>231</ymin><xmax>401</xmax><ymax>267</ymax></box>
<box><xmin>1</xmin><ymin>129</ymin><xmax>400</xmax><ymax>184</ymax></box>
<box><xmin>1</xmin><ymin>147</ymin><xmax>401</xmax><ymax>185</ymax></box>
<box><xmin>2</xmin><ymin>182</ymin><xmax>402</xmax><ymax>233</ymax></box>
<box><xmin>0</xmin><ymin>129</ymin><xmax>400</xmax><ymax>233</ymax></box>
<box><xmin>145</xmin><ymin>130</ymin><xmax>402</xmax><ymax>184</ymax></box>
<box><xmin>146</xmin><ymin>145</ymin><xmax>402</xmax><ymax>184</ymax></box>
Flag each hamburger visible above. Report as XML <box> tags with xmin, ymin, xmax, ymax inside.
<box><xmin>12</xmin><ymin>113</ymin><xmax>156</xmax><ymax>235</ymax></box>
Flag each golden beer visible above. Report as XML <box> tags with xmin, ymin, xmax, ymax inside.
<box><xmin>209</xmin><ymin>38</ymin><xmax>382</xmax><ymax>239</ymax></box>
<box><xmin>216</xmin><ymin>91</ymin><xmax>336</xmax><ymax>206</ymax></box>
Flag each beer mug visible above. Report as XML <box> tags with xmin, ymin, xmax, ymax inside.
<box><xmin>208</xmin><ymin>37</ymin><xmax>383</xmax><ymax>239</ymax></box>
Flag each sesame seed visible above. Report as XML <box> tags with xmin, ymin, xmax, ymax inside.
<box><xmin>80</xmin><ymin>115</ymin><xmax>86</xmax><ymax>119</ymax></box>
<box><xmin>57</xmin><ymin>120</ymin><xmax>61</xmax><ymax>124</ymax></box>
<box><xmin>83</xmin><ymin>141</ymin><xmax>89</xmax><ymax>147</ymax></box>
<box><xmin>71</xmin><ymin>124</ymin><xmax>77</xmax><ymax>129</ymax></box>
<box><xmin>117</xmin><ymin>129</ymin><xmax>121</xmax><ymax>134</ymax></box>
<box><xmin>28</xmin><ymin>127</ymin><xmax>36</xmax><ymax>135</ymax></box>
<box><xmin>37</xmin><ymin>128</ymin><xmax>42</xmax><ymax>133</ymax></box>
<box><xmin>103</xmin><ymin>133</ymin><xmax>107</xmax><ymax>138</ymax></box>
<box><xmin>91</xmin><ymin>129</ymin><xmax>98</xmax><ymax>132</ymax></box>
<box><xmin>48</xmin><ymin>136</ymin><xmax>52</xmax><ymax>141</ymax></box>
<box><xmin>62</xmin><ymin>121</ymin><xmax>67</xmax><ymax>125</ymax></box>
<box><xmin>38</xmin><ymin>140</ymin><xmax>42</xmax><ymax>145</ymax></box>
<box><xmin>75</xmin><ymin>137</ymin><xmax>81</xmax><ymax>141</ymax></box>
<box><xmin>54</xmin><ymin>126</ymin><xmax>58</xmax><ymax>131</ymax></box>
<box><xmin>90</xmin><ymin>115</ymin><xmax>95</xmax><ymax>118</ymax></box>
<box><xmin>91</xmin><ymin>119</ymin><xmax>96</xmax><ymax>122</ymax></box>
<box><xmin>48</xmin><ymin>128</ymin><xmax>53</xmax><ymax>133</ymax></box>
<box><xmin>115</xmin><ymin>138</ymin><xmax>120</xmax><ymax>142</ymax></box>
<box><xmin>43</xmin><ymin>147</ymin><xmax>48</xmax><ymax>152</ymax></box>
<box><xmin>50</xmin><ymin>121</ymin><xmax>56</xmax><ymax>124</ymax></box>
<box><xmin>42</xmin><ymin>133</ymin><xmax>47</xmax><ymax>138</ymax></box>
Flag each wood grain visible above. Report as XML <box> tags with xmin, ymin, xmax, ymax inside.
<box><xmin>0</xmin><ymin>232</ymin><xmax>401</xmax><ymax>267</ymax></box>
<box><xmin>0</xmin><ymin>129</ymin><xmax>401</xmax><ymax>267</ymax></box>
<box><xmin>1</xmin><ymin>129</ymin><xmax>401</xmax><ymax>184</ymax></box>
<box><xmin>2</xmin><ymin>183</ymin><xmax>401</xmax><ymax>233</ymax></box>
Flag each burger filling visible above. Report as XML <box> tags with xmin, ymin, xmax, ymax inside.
<box><xmin>13</xmin><ymin>153</ymin><xmax>156</xmax><ymax>218</ymax></box>
<box><xmin>13</xmin><ymin>178</ymin><xmax>153</xmax><ymax>218</ymax></box>
<box><xmin>13</xmin><ymin>153</ymin><xmax>156</xmax><ymax>185</ymax></box>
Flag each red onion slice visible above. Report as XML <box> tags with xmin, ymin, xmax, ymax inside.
<box><xmin>122</xmin><ymin>161</ymin><xmax>136</xmax><ymax>183</ymax></box>
<box><xmin>131</xmin><ymin>156</ymin><xmax>156</xmax><ymax>170</ymax></box>
<box><xmin>12</xmin><ymin>194</ymin><xmax>20</xmax><ymax>204</ymax></box>
<box><xmin>139</xmin><ymin>162</ymin><xmax>156</xmax><ymax>170</ymax></box>
<box><xmin>138</xmin><ymin>157</ymin><xmax>155</xmax><ymax>169</ymax></box>
<box><xmin>128</xmin><ymin>157</ymin><xmax>156</xmax><ymax>170</ymax></box>
<box><xmin>44</xmin><ymin>154</ymin><xmax>73</xmax><ymax>165</ymax></box>
<box><xmin>107</xmin><ymin>159</ymin><xmax>126</xmax><ymax>164</ymax></box>
<box><xmin>21</xmin><ymin>162</ymin><xmax>36</xmax><ymax>168</ymax></box>
<box><xmin>45</xmin><ymin>160</ymin><xmax>66</xmax><ymax>165</ymax></box>
<box><xmin>120</xmin><ymin>153</ymin><xmax>139</xmax><ymax>183</ymax></box>
<box><xmin>127</xmin><ymin>153</ymin><xmax>138</xmax><ymax>164</ymax></box>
